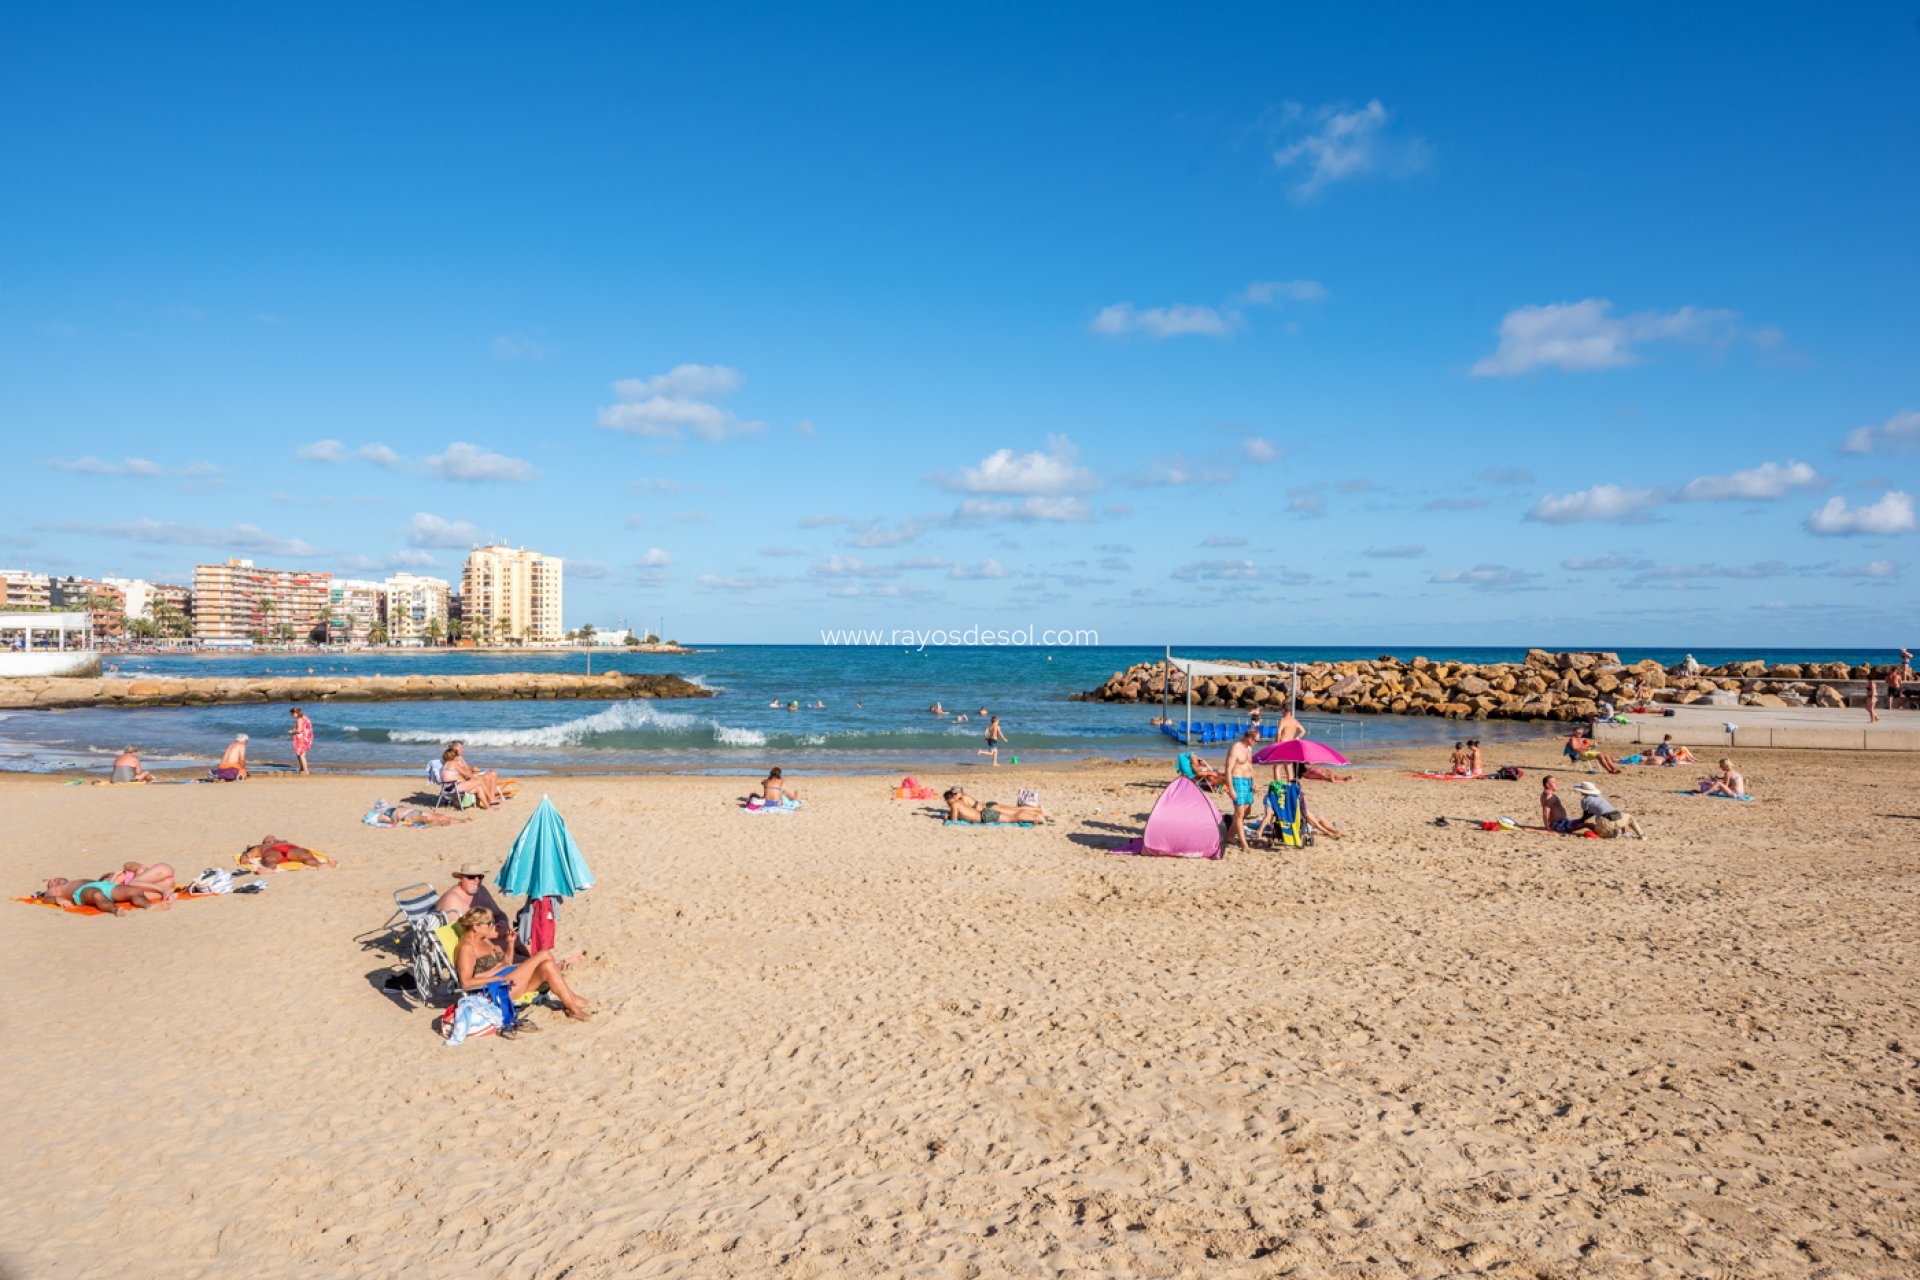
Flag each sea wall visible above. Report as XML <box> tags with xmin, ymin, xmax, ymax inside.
<box><xmin>1074</xmin><ymin>651</ymin><xmax>1869</xmax><ymax>722</ymax></box>
<box><xmin>0</xmin><ymin>671</ymin><xmax>710</xmax><ymax>710</ymax></box>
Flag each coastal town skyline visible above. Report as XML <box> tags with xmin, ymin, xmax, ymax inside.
<box><xmin>4</xmin><ymin>5</ymin><xmax>1915</xmax><ymax>646</ymax></box>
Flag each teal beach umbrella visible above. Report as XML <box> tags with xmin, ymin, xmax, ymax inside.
<box><xmin>496</xmin><ymin>795</ymin><xmax>596</xmax><ymax>901</ymax></box>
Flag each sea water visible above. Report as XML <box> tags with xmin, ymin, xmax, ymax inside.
<box><xmin>0</xmin><ymin>644</ymin><xmax>1887</xmax><ymax>774</ymax></box>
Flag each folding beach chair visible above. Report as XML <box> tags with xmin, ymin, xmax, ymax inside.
<box><xmin>1175</xmin><ymin>752</ymin><xmax>1221</xmax><ymax>792</ymax></box>
<box><xmin>432</xmin><ymin>918</ymin><xmax>551</xmax><ymax>1034</ymax></box>
<box><xmin>389</xmin><ymin>882</ymin><xmax>458</xmax><ymax>1007</ymax></box>
<box><xmin>1261</xmin><ymin>780</ymin><xmax>1313</xmax><ymax>850</ymax></box>
<box><xmin>428</xmin><ymin>758</ymin><xmax>475</xmax><ymax>811</ymax></box>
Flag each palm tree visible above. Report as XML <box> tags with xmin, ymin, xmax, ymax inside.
<box><xmin>577</xmin><ymin>622</ymin><xmax>597</xmax><ymax>646</ymax></box>
<box><xmin>425</xmin><ymin>616</ymin><xmax>443</xmax><ymax>647</ymax></box>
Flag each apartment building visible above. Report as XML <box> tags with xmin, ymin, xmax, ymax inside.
<box><xmin>0</xmin><ymin>569</ymin><xmax>52</xmax><ymax>611</ymax></box>
<box><xmin>191</xmin><ymin>559</ymin><xmax>332</xmax><ymax>644</ymax></box>
<box><xmin>383</xmin><ymin>572</ymin><xmax>451</xmax><ymax>646</ymax></box>
<box><xmin>49</xmin><ymin>576</ymin><xmax>127</xmax><ymax>641</ymax></box>
<box><xmin>460</xmin><ymin>545</ymin><xmax>563</xmax><ymax>643</ymax></box>
<box><xmin>325</xmin><ymin>578</ymin><xmax>386</xmax><ymax>645</ymax></box>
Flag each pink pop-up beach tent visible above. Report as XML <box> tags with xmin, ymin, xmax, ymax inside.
<box><xmin>1113</xmin><ymin>775</ymin><xmax>1224</xmax><ymax>859</ymax></box>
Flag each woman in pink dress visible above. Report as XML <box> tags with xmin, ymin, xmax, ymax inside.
<box><xmin>290</xmin><ymin>706</ymin><xmax>314</xmax><ymax>774</ymax></box>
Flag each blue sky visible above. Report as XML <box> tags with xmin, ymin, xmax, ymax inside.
<box><xmin>3</xmin><ymin>2</ymin><xmax>1915</xmax><ymax>645</ymax></box>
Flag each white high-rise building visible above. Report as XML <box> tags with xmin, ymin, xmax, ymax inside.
<box><xmin>383</xmin><ymin>573</ymin><xmax>451</xmax><ymax>646</ymax></box>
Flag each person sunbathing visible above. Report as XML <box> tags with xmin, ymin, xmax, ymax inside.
<box><xmin>111</xmin><ymin>746</ymin><xmax>155</xmax><ymax>783</ymax></box>
<box><xmin>1186</xmin><ymin>753</ymin><xmax>1223</xmax><ymax>787</ymax></box>
<box><xmin>36</xmin><ymin>875</ymin><xmax>171</xmax><ymax>913</ymax></box>
<box><xmin>761</xmin><ymin>767</ymin><xmax>799</xmax><ymax>805</ymax></box>
<box><xmin>1448</xmin><ymin>741</ymin><xmax>1468</xmax><ymax>775</ymax></box>
<box><xmin>111</xmin><ymin>861</ymin><xmax>176</xmax><ymax>895</ymax></box>
<box><xmin>441</xmin><ymin>746</ymin><xmax>504</xmax><ymax>808</ymax></box>
<box><xmin>1293</xmin><ymin>785</ymin><xmax>1344</xmax><ymax>840</ymax></box>
<box><xmin>452</xmin><ymin>908</ymin><xmax>591</xmax><ymax>1021</ymax></box>
<box><xmin>1563</xmin><ymin>730</ymin><xmax>1622</xmax><ymax>774</ymax></box>
<box><xmin>238</xmin><ymin>837</ymin><xmax>334</xmax><ymax>872</ymax></box>
<box><xmin>1697</xmin><ymin>757</ymin><xmax>1747</xmax><ymax>798</ymax></box>
<box><xmin>943</xmin><ymin>787</ymin><xmax>1050</xmax><ymax>825</ymax></box>
<box><xmin>364</xmin><ymin>801</ymin><xmax>468</xmax><ymax>827</ymax></box>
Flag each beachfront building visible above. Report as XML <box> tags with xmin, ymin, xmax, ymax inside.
<box><xmin>0</xmin><ymin>569</ymin><xmax>52</xmax><ymax>612</ymax></box>
<box><xmin>192</xmin><ymin>558</ymin><xmax>332</xmax><ymax>645</ymax></box>
<box><xmin>460</xmin><ymin>545</ymin><xmax>562</xmax><ymax>644</ymax></box>
<box><xmin>49</xmin><ymin>576</ymin><xmax>127</xmax><ymax>642</ymax></box>
<box><xmin>384</xmin><ymin>572</ymin><xmax>451</xmax><ymax>646</ymax></box>
<box><xmin>100</xmin><ymin>576</ymin><xmax>194</xmax><ymax>642</ymax></box>
<box><xmin>325</xmin><ymin>578</ymin><xmax>386</xmax><ymax>646</ymax></box>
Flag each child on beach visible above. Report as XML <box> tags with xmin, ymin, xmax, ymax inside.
<box><xmin>977</xmin><ymin>715</ymin><xmax>1007</xmax><ymax>766</ymax></box>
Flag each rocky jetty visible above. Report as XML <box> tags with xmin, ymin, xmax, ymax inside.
<box><xmin>0</xmin><ymin>671</ymin><xmax>710</xmax><ymax>711</ymax></box>
<box><xmin>1074</xmin><ymin>651</ymin><xmax>1869</xmax><ymax>722</ymax></box>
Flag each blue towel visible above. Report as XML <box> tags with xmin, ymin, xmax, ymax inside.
<box><xmin>942</xmin><ymin>819</ymin><xmax>1035</xmax><ymax>828</ymax></box>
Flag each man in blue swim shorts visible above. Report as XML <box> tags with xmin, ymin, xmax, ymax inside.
<box><xmin>1224</xmin><ymin>727</ymin><xmax>1259</xmax><ymax>853</ymax></box>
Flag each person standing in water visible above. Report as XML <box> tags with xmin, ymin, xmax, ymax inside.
<box><xmin>977</xmin><ymin>714</ymin><xmax>1007</xmax><ymax>766</ymax></box>
<box><xmin>289</xmin><ymin>706</ymin><xmax>314</xmax><ymax>775</ymax></box>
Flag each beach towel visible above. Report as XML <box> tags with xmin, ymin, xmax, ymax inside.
<box><xmin>1682</xmin><ymin>791</ymin><xmax>1756</xmax><ymax>801</ymax></box>
<box><xmin>12</xmin><ymin>889</ymin><xmax>211</xmax><ymax>917</ymax></box>
<box><xmin>1407</xmin><ymin>771</ymin><xmax>1482</xmax><ymax>781</ymax></box>
<box><xmin>743</xmin><ymin>796</ymin><xmax>801</xmax><ymax>812</ymax></box>
<box><xmin>943</xmin><ymin>819</ymin><xmax>1034</xmax><ymax>828</ymax></box>
<box><xmin>442</xmin><ymin>993</ymin><xmax>506</xmax><ymax>1046</ymax></box>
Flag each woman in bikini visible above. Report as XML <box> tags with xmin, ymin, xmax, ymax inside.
<box><xmin>238</xmin><ymin>837</ymin><xmax>334</xmax><ymax>872</ymax></box>
<box><xmin>36</xmin><ymin>875</ymin><xmax>171</xmax><ymax>913</ymax></box>
<box><xmin>1697</xmin><ymin>757</ymin><xmax>1747</xmax><ymax>798</ymax></box>
<box><xmin>442</xmin><ymin>746</ymin><xmax>505</xmax><ymax>808</ymax></box>
<box><xmin>452</xmin><ymin>908</ymin><xmax>591</xmax><ymax>1021</ymax></box>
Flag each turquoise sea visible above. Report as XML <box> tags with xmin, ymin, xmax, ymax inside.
<box><xmin>0</xmin><ymin>644</ymin><xmax>1891</xmax><ymax>775</ymax></box>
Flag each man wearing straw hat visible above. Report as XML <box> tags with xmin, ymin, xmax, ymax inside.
<box><xmin>437</xmin><ymin>861</ymin><xmax>531</xmax><ymax>959</ymax></box>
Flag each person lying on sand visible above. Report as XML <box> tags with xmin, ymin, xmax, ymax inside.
<box><xmin>1292</xmin><ymin>785</ymin><xmax>1344</xmax><ymax>841</ymax></box>
<box><xmin>111</xmin><ymin>746</ymin><xmax>155</xmax><ymax>784</ymax></box>
<box><xmin>452</xmin><ymin>907</ymin><xmax>591</xmax><ymax>1022</ymax></box>
<box><xmin>943</xmin><ymin>787</ymin><xmax>1050</xmax><ymax>825</ymax></box>
<box><xmin>36</xmin><ymin>875</ymin><xmax>171</xmax><ymax>913</ymax></box>
<box><xmin>238</xmin><ymin>837</ymin><xmax>334</xmax><ymax>872</ymax></box>
<box><xmin>1696</xmin><ymin>757</ymin><xmax>1746</xmax><ymax>798</ymax></box>
<box><xmin>111</xmin><ymin>861</ymin><xmax>176</xmax><ymax>895</ymax></box>
<box><xmin>365</xmin><ymin>801</ymin><xmax>469</xmax><ymax>828</ymax></box>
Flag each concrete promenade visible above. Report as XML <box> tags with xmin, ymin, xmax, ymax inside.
<box><xmin>1594</xmin><ymin>704</ymin><xmax>1920</xmax><ymax>752</ymax></box>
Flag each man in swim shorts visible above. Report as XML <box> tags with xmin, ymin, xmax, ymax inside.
<box><xmin>1225</xmin><ymin>727</ymin><xmax>1258</xmax><ymax>854</ymax></box>
<box><xmin>942</xmin><ymin>787</ymin><xmax>1050</xmax><ymax>825</ymax></box>
<box><xmin>1540</xmin><ymin>775</ymin><xmax>1581</xmax><ymax>834</ymax></box>
<box><xmin>37</xmin><ymin>876</ymin><xmax>171</xmax><ymax>914</ymax></box>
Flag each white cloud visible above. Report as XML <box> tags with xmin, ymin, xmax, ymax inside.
<box><xmin>296</xmin><ymin>440</ymin><xmax>347</xmax><ymax>462</ymax></box>
<box><xmin>638</xmin><ymin>547</ymin><xmax>672</xmax><ymax>567</ymax></box>
<box><xmin>699</xmin><ymin>572</ymin><xmax>785</xmax><ymax>592</ymax></box>
<box><xmin>1632</xmin><ymin>561</ymin><xmax>1792</xmax><ymax>583</ymax></box>
<box><xmin>1804</xmin><ymin>491</ymin><xmax>1916</xmax><ymax>537</ymax></box>
<box><xmin>951</xmin><ymin>496</ymin><xmax>1094</xmax><ymax>524</ymax></box>
<box><xmin>46</xmin><ymin>519</ymin><xmax>316</xmax><ymax>558</ymax></box>
<box><xmin>599</xmin><ymin>364</ymin><xmax>762</xmax><ymax>442</ymax></box>
<box><xmin>1679</xmin><ymin>459</ymin><xmax>1823</xmax><ymax>502</ymax></box>
<box><xmin>336</xmin><ymin>549</ymin><xmax>441</xmax><ymax>573</ymax></box>
<box><xmin>568</xmin><ymin>559</ymin><xmax>611</xmax><ymax>579</ymax></box>
<box><xmin>1172</xmin><ymin>559</ymin><xmax>1263</xmax><ymax>582</ymax></box>
<box><xmin>1562</xmin><ymin>553</ymin><xmax>1650</xmax><ymax>571</ymax></box>
<box><xmin>1237</xmin><ymin>279</ymin><xmax>1328</xmax><ymax>306</ymax></box>
<box><xmin>1363</xmin><ymin>544</ymin><xmax>1424</xmax><ymax>558</ymax></box>
<box><xmin>407</xmin><ymin>512</ymin><xmax>493</xmax><ymax>548</ymax></box>
<box><xmin>1242</xmin><ymin>436</ymin><xmax>1279</xmax><ymax>463</ymax></box>
<box><xmin>491</xmin><ymin>334</ymin><xmax>549</xmax><ymax>361</ymax></box>
<box><xmin>1287</xmin><ymin>490</ymin><xmax>1325</xmax><ymax>518</ymax></box>
<box><xmin>357</xmin><ymin>444</ymin><xmax>405</xmax><ymax>467</ymax></box>
<box><xmin>420</xmin><ymin>442</ymin><xmax>538</xmax><ymax>483</ymax></box>
<box><xmin>937</xmin><ymin>435</ymin><xmax>1097</xmax><ymax>495</ymax></box>
<box><xmin>1841</xmin><ymin>409</ymin><xmax>1920</xmax><ymax>455</ymax></box>
<box><xmin>1526</xmin><ymin>484</ymin><xmax>1665</xmax><ymax>524</ymax></box>
<box><xmin>849</xmin><ymin>518</ymin><xmax>923</xmax><ymax>548</ymax></box>
<box><xmin>810</xmin><ymin>555</ymin><xmax>900</xmax><ymax>579</ymax></box>
<box><xmin>1430</xmin><ymin>564</ymin><xmax>1541</xmax><ymax>591</ymax></box>
<box><xmin>1470</xmin><ymin>299</ymin><xmax>1756</xmax><ymax>376</ymax></box>
<box><xmin>1830</xmin><ymin>560</ymin><xmax>1898</xmax><ymax>578</ymax></box>
<box><xmin>1271</xmin><ymin>99</ymin><xmax>1428</xmax><ymax>198</ymax></box>
<box><xmin>1123</xmin><ymin>456</ymin><xmax>1234</xmax><ymax>488</ymax></box>
<box><xmin>1089</xmin><ymin>302</ymin><xmax>1237</xmax><ymax>340</ymax></box>
<box><xmin>949</xmin><ymin>558</ymin><xmax>1007</xmax><ymax>580</ymax></box>
<box><xmin>45</xmin><ymin>456</ymin><xmax>219</xmax><ymax>481</ymax></box>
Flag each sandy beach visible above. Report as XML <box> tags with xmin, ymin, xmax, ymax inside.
<box><xmin>4</xmin><ymin>741</ymin><xmax>1917</xmax><ymax>1279</ymax></box>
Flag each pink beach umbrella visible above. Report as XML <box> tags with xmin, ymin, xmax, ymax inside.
<box><xmin>1252</xmin><ymin>738</ymin><xmax>1350</xmax><ymax>767</ymax></box>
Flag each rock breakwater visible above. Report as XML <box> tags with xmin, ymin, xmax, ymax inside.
<box><xmin>0</xmin><ymin>671</ymin><xmax>710</xmax><ymax>711</ymax></box>
<box><xmin>1074</xmin><ymin>651</ymin><xmax>1871</xmax><ymax>722</ymax></box>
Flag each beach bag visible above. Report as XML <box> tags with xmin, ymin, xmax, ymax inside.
<box><xmin>186</xmin><ymin>868</ymin><xmax>234</xmax><ymax>895</ymax></box>
<box><xmin>1492</xmin><ymin>765</ymin><xmax>1524</xmax><ymax>781</ymax></box>
<box><xmin>1016</xmin><ymin>788</ymin><xmax>1039</xmax><ymax>808</ymax></box>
